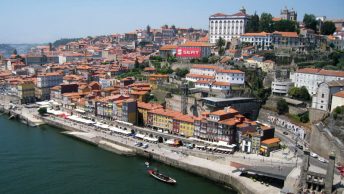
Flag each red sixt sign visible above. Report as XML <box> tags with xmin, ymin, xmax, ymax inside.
<box><xmin>176</xmin><ymin>47</ymin><xmax>201</xmax><ymax>58</ymax></box>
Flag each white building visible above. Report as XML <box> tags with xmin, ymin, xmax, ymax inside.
<box><xmin>272</xmin><ymin>80</ymin><xmax>294</xmax><ymax>95</ymax></box>
<box><xmin>312</xmin><ymin>80</ymin><xmax>344</xmax><ymax>111</ymax></box>
<box><xmin>215</xmin><ymin>69</ymin><xmax>245</xmax><ymax>84</ymax></box>
<box><xmin>37</xmin><ymin>72</ymin><xmax>63</xmax><ymax>88</ymax></box>
<box><xmin>240</xmin><ymin>32</ymin><xmax>272</xmax><ymax>50</ymax></box>
<box><xmin>331</xmin><ymin>91</ymin><xmax>344</xmax><ymax>112</ymax></box>
<box><xmin>290</xmin><ymin>68</ymin><xmax>344</xmax><ymax>95</ymax></box>
<box><xmin>186</xmin><ymin>64</ymin><xmax>245</xmax><ymax>85</ymax></box>
<box><xmin>209</xmin><ymin>7</ymin><xmax>249</xmax><ymax>44</ymax></box>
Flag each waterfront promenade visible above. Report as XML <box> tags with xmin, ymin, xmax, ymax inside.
<box><xmin>43</xmin><ymin>115</ymin><xmax>281</xmax><ymax>194</ymax></box>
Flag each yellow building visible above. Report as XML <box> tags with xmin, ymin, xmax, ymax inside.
<box><xmin>17</xmin><ymin>81</ymin><xmax>35</xmax><ymax>104</ymax></box>
<box><xmin>148</xmin><ymin>74</ymin><xmax>169</xmax><ymax>89</ymax></box>
<box><xmin>137</xmin><ymin>102</ymin><xmax>163</xmax><ymax>126</ymax></box>
<box><xmin>148</xmin><ymin>108</ymin><xmax>181</xmax><ymax>133</ymax></box>
<box><xmin>175</xmin><ymin>115</ymin><xmax>195</xmax><ymax>138</ymax></box>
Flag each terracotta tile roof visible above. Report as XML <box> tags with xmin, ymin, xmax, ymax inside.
<box><xmin>198</xmin><ymin>36</ymin><xmax>209</xmax><ymax>42</ymax></box>
<box><xmin>219</xmin><ymin>118</ymin><xmax>240</xmax><ymax>126</ymax></box>
<box><xmin>296</xmin><ymin>68</ymin><xmax>344</xmax><ymax>77</ymax></box>
<box><xmin>148</xmin><ymin>108</ymin><xmax>182</xmax><ymax>118</ymax></box>
<box><xmin>210</xmin><ymin>107</ymin><xmax>238</xmax><ymax>116</ymax></box>
<box><xmin>296</xmin><ymin>68</ymin><xmax>321</xmax><ymax>74</ymax></box>
<box><xmin>191</xmin><ymin>64</ymin><xmax>219</xmax><ymax>70</ymax></box>
<box><xmin>260</xmin><ymin>125</ymin><xmax>273</xmax><ymax>130</ymax></box>
<box><xmin>261</xmin><ymin>137</ymin><xmax>280</xmax><ymax>145</ymax></box>
<box><xmin>149</xmin><ymin>74</ymin><xmax>169</xmax><ymax>78</ymax></box>
<box><xmin>273</xmin><ymin>31</ymin><xmax>298</xmax><ymax>38</ymax></box>
<box><xmin>196</xmin><ymin>80</ymin><xmax>211</xmax><ymax>84</ymax></box>
<box><xmin>241</xmin><ymin>32</ymin><xmax>270</xmax><ymax>37</ymax></box>
<box><xmin>186</xmin><ymin>74</ymin><xmax>215</xmax><ymax>79</ymax></box>
<box><xmin>333</xmin><ymin>90</ymin><xmax>344</xmax><ymax>98</ymax></box>
<box><xmin>144</xmin><ymin>67</ymin><xmax>156</xmax><ymax>71</ymax></box>
<box><xmin>318</xmin><ymin>69</ymin><xmax>344</xmax><ymax>77</ymax></box>
<box><xmin>211</xmin><ymin>13</ymin><xmax>227</xmax><ymax>17</ymax></box>
<box><xmin>174</xmin><ymin>115</ymin><xmax>194</xmax><ymax>123</ymax></box>
<box><xmin>130</xmin><ymin>91</ymin><xmax>148</xmax><ymax>95</ymax></box>
<box><xmin>160</xmin><ymin>45</ymin><xmax>178</xmax><ymax>51</ymax></box>
<box><xmin>212</xmin><ymin>81</ymin><xmax>231</xmax><ymax>86</ymax></box>
<box><xmin>180</xmin><ymin>41</ymin><xmax>210</xmax><ymax>47</ymax></box>
<box><xmin>216</xmin><ymin>69</ymin><xmax>244</xmax><ymax>74</ymax></box>
<box><xmin>272</xmin><ymin>17</ymin><xmax>282</xmax><ymax>22</ymax></box>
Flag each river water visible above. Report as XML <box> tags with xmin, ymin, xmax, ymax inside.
<box><xmin>0</xmin><ymin>116</ymin><xmax>237</xmax><ymax>194</ymax></box>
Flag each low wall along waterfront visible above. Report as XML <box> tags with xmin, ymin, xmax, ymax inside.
<box><xmin>38</xmin><ymin>115</ymin><xmax>281</xmax><ymax>194</ymax></box>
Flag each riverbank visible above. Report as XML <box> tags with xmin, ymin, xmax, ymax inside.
<box><xmin>0</xmin><ymin>102</ymin><xmax>280</xmax><ymax>194</ymax></box>
<box><xmin>42</xmin><ymin>115</ymin><xmax>281</xmax><ymax>194</ymax></box>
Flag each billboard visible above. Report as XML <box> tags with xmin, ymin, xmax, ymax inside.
<box><xmin>176</xmin><ymin>47</ymin><xmax>201</xmax><ymax>58</ymax></box>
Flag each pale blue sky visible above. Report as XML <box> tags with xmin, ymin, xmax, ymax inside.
<box><xmin>1</xmin><ymin>0</ymin><xmax>343</xmax><ymax>43</ymax></box>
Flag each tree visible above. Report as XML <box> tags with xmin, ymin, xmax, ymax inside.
<box><xmin>175</xmin><ymin>68</ymin><xmax>189</xmax><ymax>78</ymax></box>
<box><xmin>303</xmin><ymin>14</ymin><xmax>318</xmax><ymax>32</ymax></box>
<box><xmin>259</xmin><ymin>13</ymin><xmax>274</xmax><ymax>33</ymax></box>
<box><xmin>216</xmin><ymin>37</ymin><xmax>226</xmax><ymax>48</ymax></box>
<box><xmin>277</xmin><ymin>98</ymin><xmax>289</xmax><ymax>115</ymax></box>
<box><xmin>246</xmin><ymin>13</ymin><xmax>260</xmax><ymax>32</ymax></box>
<box><xmin>38</xmin><ymin>107</ymin><xmax>47</xmax><ymax>116</ymax></box>
<box><xmin>288</xmin><ymin>86</ymin><xmax>311</xmax><ymax>101</ymax></box>
<box><xmin>321</xmin><ymin>21</ymin><xmax>336</xmax><ymax>35</ymax></box>
<box><xmin>216</xmin><ymin>37</ymin><xmax>226</xmax><ymax>56</ymax></box>
<box><xmin>13</xmin><ymin>49</ymin><xmax>18</xmax><ymax>55</ymax></box>
<box><xmin>274</xmin><ymin>20</ymin><xmax>297</xmax><ymax>32</ymax></box>
<box><xmin>299</xmin><ymin>86</ymin><xmax>311</xmax><ymax>101</ymax></box>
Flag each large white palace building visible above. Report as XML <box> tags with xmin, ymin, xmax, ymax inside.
<box><xmin>209</xmin><ymin>7</ymin><xmax>249</xmax><ymax>44</ymax></box>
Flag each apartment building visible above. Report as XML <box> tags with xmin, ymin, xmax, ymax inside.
<box><xmin>290</xmin><ymin>68</ymin><xmax>344</xmax><ymax>95</ymax></box>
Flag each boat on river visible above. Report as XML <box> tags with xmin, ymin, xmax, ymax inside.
<box><xmin>147</xmin><ymin>169</ymin><xmax>177</xmax><ymax>184</ymax></box>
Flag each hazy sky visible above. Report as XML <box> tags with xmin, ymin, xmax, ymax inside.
<box><xmin>1</xmin><ymin>0</ymin><xmax>344</xmax><ymax>44</ymax></box>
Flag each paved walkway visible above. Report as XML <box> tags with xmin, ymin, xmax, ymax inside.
<box><xmin>44</xmin><ymin>115</ymin><xmax>282</xmax><ymax>194</ymax></box>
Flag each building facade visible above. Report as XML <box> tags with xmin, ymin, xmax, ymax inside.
<box><xmin>312</xmin><ymin>80</ymin><xmax>344</xmax><ymax>111</ymax></box>
<box><xmin>290</xmin><ymin>68</ymin><xmax>344</xmax><ymax>95</ymax></box>
<box><xmin>272</xmin><ymin>80</ymin><xmax>294</xmax><ymax>95</ymax></box>
<box><xmin>209</xmin><ymin>7</ymin><xmax>249</xmax><ymax>44</ymax></box>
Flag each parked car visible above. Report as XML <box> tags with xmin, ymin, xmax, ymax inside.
<box><xmin>135</xmin><ymin>142</ymin><xmax>143</xmax><ymax>147</ymax></box>
<box><xmin>283</xmin><ymin>131</ymin><xmax>288</xmax><ymax>135</ymax></box>
<box><xmin>318</xmin><ymin>157</ymin><xmax>327</xmax><ymax>163</ymax></box>
<box><xmin>310</xmin><ymin>152</ymin><xmax>318</xmax><ymax>158</ymax></box>
<box><xmin>142</xmin><ymin>143</ymin><xmax>149</xmax><ymax>149</ymax></box>
<box><xmin>297</xmin><ymin>144</ymin><xmax>303</xmax><ymax>150</ymax></box>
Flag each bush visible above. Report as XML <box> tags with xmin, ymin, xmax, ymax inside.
<box><xmin>38</xmin><ymin>107</ymin><xmax>47</xmax><ymax>116</ymax></box>
<box><xmin>277</xmin><ymin>98</ymin><xmax>289</xmax><ymax>115</ymax></box>
<box><xmin>288</xmin><ymin>86</ymin><xmax>311</xmax><ymax>101</ymax></box>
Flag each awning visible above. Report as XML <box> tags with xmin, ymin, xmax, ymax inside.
<box><xmin>75</xmin><ymin>109</ymin><xmax>85</xmax><ymax>113</ymax></box>
<box><xmin>135</xmin><ymin>134</ymin><xmax>145</xmax><ymax>139</ymax></box>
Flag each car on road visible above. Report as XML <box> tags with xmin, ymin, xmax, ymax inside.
<box><xmin>135</xmin><ymin>142</ymin><xmax>143</xmax><ymax>147</ymax></box>
<box><xmin>142</xmin><ymin>143</ymin><xmax>149</xmax><ymax>149</ymax></box>
<box><xmin>310</xmin><ymin>152</ymin><xmax>318</xmax><ymax>158</ymax></box>
<box><xmin>283</xmin><ymin>131</ymin><xmax>288</xmax><ymax>135</ymax></box>
<box><xmin>297</xmin><ymin>144</ymin><xmax>303</xmax><ymax>150</ymax></box>
<box><xmin>318</xmin><ymin>157</ymin><xmax>327</xmax><ymax>163</ymax></box>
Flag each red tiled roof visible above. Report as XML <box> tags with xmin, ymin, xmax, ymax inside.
<box><xmin>160</xmin><ymin>45</ymin><xmax>178</xmax><ymax>51</ymax></box>
<box><xmin>186</xmin><ymin>74</ymin><xmax>215</xmax><ymax>79</ymax></box>
<box><xmin>217</xmin><ymin>69</ymin><xmax>244</xmax><ymax>74</ymax></box>
<box><xmin>273</xmin><ymin>31</ymin><xmax>298</xmax><ymax>38</ymax></box>
<box><xmin>333</xmin><ymin>91</ymin><xmax>344</xmax><ymax>98</ymax></box>
<box><xmin>241</xmin><ymin>32</ymin><xmax>270</xmax><ymax>37</ymax></box>
<box><xmin>180</xmin><ymin>41</ymin><xmax>210</xmax><ymax>47</ymax></box>
<box><xmin>191</xmin><ymin>64</ymin><xmax>219</xmax><ymax>70</ymax></box>
<box><xmin>261</xmin><ymin>137</ymin><xmax>281</xmax><ymax>145</ymax></box>
<box><xmin>296</xmin><ymin>68</ymin><xmax>344</xmax><ymax>77</ymax></box>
